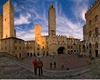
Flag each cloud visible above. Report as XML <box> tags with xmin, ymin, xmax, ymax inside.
<box><xmin>13</xmin><ymin>0</ymin><xmax>89</xmax><ymax>40</ymax></box>
<box><xmin>72</xmin><ymin>0</ymin><xmax>89</xmax><ymax>21</ymax></box>
<box><xmin>54</xmin><ymin>1</ymin><xmax>84</xmax><ymax>40</ymax></box>
<box><xmin>16</xmin><ymin>27</ymin><xmax>34</xmax><ymax>40</ymax></box>
<box><xmin>56</xmin><ymin>15</ymin><xmax>83</xmax><ymax>39</ymax></box>
<box><xmin>14</xmin><ymin>13</ymin><xmax>31</xmax><ymax>25</ymax></box>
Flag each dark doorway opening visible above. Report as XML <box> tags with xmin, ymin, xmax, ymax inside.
<box><xmin>30</xmin><ymin>53</ymin><xmax>32</xmax><ymax>57</ymax></box>
<box><xmin>19</xmin><ymin>53</ymin><xmax>21</xmax><ymax>58</ymax></box>
<box><xmin>27</xmin><ymin>53</ymin><xmax>29</xmax><ymax>56</ymax></box>
<box><xmin>58</xmin><ymin>47</ymin><xmax>65</xmax><ymax>54</ymax></box>
<box><xmin>95</xmin><ymin>50</ymin><xmax>98</xmax><ymax>57</ymax></box>
<box><xmin>68</xmin><ymin>50</ymin><xmax>70</xmax><ymax>54</ymax></box>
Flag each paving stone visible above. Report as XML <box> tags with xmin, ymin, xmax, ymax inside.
<box><xmin>1</xmin><ymin>53</ymin><xmax>100</xmax><ymax>79</ymax></box>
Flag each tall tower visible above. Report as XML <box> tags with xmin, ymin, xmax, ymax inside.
<box><xmin>3</xmin><ymin>0</ymin><xmax>15</xmax><ymax>38</ymax></box>
<box><xmin>35</xmin><ymin>24</ymin><xmax>42</xmax><ymax>55</ymax></box>
<box><xmin>35</xmin><ymin>24</ymin><xmax>42</xmax><ymax>43</ymax></box>
<box><xmin>48</xmin><ymin>4</ymin><xmax>56</xmax><ymax>36</ymax></box>
<box><xmin>0</xmin><ymin>14</ymin><xmax>3</xmax><ymax>39</ymax></box>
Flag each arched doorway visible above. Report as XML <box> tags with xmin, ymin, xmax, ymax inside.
<box><xmin>57</xmin><ymin>47</ymin><xmax>65</xmax><ymax>54</ymax></box>
<box><xmin>95</xmin><ymin>42</ymin><xmax>98</xmax><ymax>57</ymax></box>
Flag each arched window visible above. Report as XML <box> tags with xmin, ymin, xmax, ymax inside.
<box><xmin>95</xmin><ymin>42</ymin><xmax>98</xmax><ymax>48</ymax></box>
<box><xmin>42</xmin><ymin>46</ymin><xmax>44</xmax><ymax>49</ymax></box>
<box><xmin>68</xmin><ymin>46</ymin><xmax>70</xmax><ymax>49</ymax></box>
<box><xmin>89</xmin><ymin>43</ymin><xmax>91</xmax><ymax>48</ymax></box>
<box><xmin>83</xmin><ymin>45</ymin><xmax>85</xmax><ymax>52</ymax></box>
<box><xmin>89</xmin><ymin>31</ymin><xmax>91</xmax><ymax>37</ymax></box>
<box><xmin>71</xmin><ymin>46</ymin><xmax>73</xmax><ymax>49</ymax></box>
<box><xmin>89</xmin><ymin>20</ymin><xmax>92</xmax><ymax>26</ymax></box>
<box><xmin>83</xmin><ymin>45</ymin><xmax>85</xmax><ymax>48</ymax></box>
<box><xmin>95</xmin><ymin>15</ymin><xmax>98</xmax><ymax>22</ymax></box>
<box><xmin>95</xmin><ymin>27</ymin><xmax>99</xmax><ymax>35</ymax></box>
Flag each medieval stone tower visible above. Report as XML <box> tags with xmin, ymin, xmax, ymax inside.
<box><xmin>0</xmin><ymin>14</ymin><xmax>3</xmax><ymax>40</ymax></box>
<box><xmin>48</xmin><ymin>4</ymin><xmax>56</xmax><ymax>36</ymax></box>
<box><xmin>3</xmin><ymin>0</ymin><xmax>16</xmax><ymax>38</ymax></box>
<box><xmin>35</xmin><ymin>24</ymin><xmax>42</xmax><ymax>44</ymax></box>
<box><xmin>35</xmin><ymin>24</ymin><xmax>42</xmax><ymax>54</ymax></box>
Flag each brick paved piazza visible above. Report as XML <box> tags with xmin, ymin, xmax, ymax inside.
<box><xmin>23</xmin><ymin>54</ymin><xmax>89</xmax><ymax>70</ymax></box>
<box><xmin>1</xmin><ymin>53</ymin><xmax>100</xmax><ymax>79</ymax></box>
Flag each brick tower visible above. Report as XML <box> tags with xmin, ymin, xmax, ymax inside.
<box><xmin>3</xmin><ymin>0</ymin><xmax>15</xmax><ymax>38</ymax></box>
<box><xmin>48</xmin><ymin>4</ymin><xmax>56</xmax><ymax>36</ymax></box>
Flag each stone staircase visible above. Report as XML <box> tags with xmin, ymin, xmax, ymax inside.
<box><xmin>0</xmin><ymin>52</ymin><xmax>48</xmax><ymax>79</ymax></box>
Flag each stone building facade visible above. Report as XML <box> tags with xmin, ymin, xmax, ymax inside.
<box><xmin>1</xmin><ymin>37</ymin><xmax>25</xmax><ymax>58</ymax></box>
<box><xmin>83</xmin><ymin>0</ymin><xmax>100</xmax><ymax>57</ymax></box>
<box><xmin>0</xmin><ymin>0</ymin><xmax>80</xmax><ymax>58</ymax></box>
<box><xmin>25</xmin><ymin>40</ymin><xmax>35</xmax><ymax>57</ymax></box>
<box><xmin>0</xmin><ymin>0</ymin><xmax>35</xmax><ymax>58</ymax></box>
<box><xmin>34</xmin><ymin>5</ymin><xmax>80</xmax><ymax>56</ymax></box>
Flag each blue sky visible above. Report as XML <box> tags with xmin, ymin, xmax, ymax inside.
<box><xmin>0</xmin><ymin>0</ymin><xmax>95</xmax><ymax>40</ymax></box>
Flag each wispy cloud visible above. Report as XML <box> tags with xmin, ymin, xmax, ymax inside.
<box><xmin>56</xmin><ymin>14</ymin><xmax>83</xmax><ymax>39</ymax></box>
<box><xmin>12</xmin><ymin>0</ymin><xmax>92</xmax><ymax>40</ymax></box>
<box><xmin>72</xmin><ymin>0</ymin><xmax>89</xmax><ymax>21</ymax></box>
<box><xmin>14</xmin><ymin>13</ymin><xmax>31</xmax><ymax>25</ymax></box>
<box><xmin>16</xmin><ymin>26</ymin><xmax>34</xmax><ymax>40</ymax></box>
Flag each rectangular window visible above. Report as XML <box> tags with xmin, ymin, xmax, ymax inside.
<box><xmin>89</xmin><ymin>31</ymin><xmax>91</xmax><ymax>37</ymax></box>
<box><xmin>15</xmin><ymin>46</ymin><xmax>17</xmax><ymax>50</ymax></box>
<box><xmin>5</xmin><ymin>47</ymin><xmax>6</xmax><ymax>50</ymax></box>
<box><xmin>95</xmin><ymin>15</ymin><xmax>98</xmax><ymax>22</ymax></box>
<box><xmin>19</xmin><ymin>47</ymin><xmax>21</xmax><ymax>50</ymax></box>
<box><xmin>95</xmin><ymin>27</ymin><xmax>99</xmax><ymax>36</ymax></box>
<box><xmin>15</xmin><ymin>40</ymin><xmax>17</xmax><ymax>43</ymax></box>
<box><xmin>89</xmin><ymin>20</ymin><xmax>92</xmax><ymax>26</ymax></box>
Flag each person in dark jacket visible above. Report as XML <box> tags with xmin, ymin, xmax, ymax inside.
<box><xmin>50</xmin><ymin>62</ymin><xmax>52</xmax><ymax>69</ymax></box>
<box><xmin>32</xmin><ymin>59</ymin><xmax>38</xmax><ymax>75</ymax></box>
<box><xmin>38</xmin><ymin>58</ymin><xmax>43</xmax><ymax>76</ymax></box>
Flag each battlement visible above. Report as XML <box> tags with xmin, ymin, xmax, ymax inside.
<box><xmin>56</xmin><ymin>35</ymin><xmax>66</xmax><ymax>38</ymax></box>
<box><xmin>85</xmin><ymin>0</ymin><xmax>100</xmax><ymax>17</ymax></box>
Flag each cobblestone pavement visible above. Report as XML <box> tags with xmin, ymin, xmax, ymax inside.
<box><xmin>23</xmin><ymin>54</ymin><xmax>89</xmax><ymax>70</ymax></box>
<box><xmin>22</xmin><ymin>54</ymin><xmax>100</xmax><ymax>79</ymax></box>
<box><xmin>1</xmin><ymin>53</ymin><xmax>100</xmax><ymax>79</ymax></box>
<box><xmin>72</xmin><ymin>66</ymin><xmax>100</xmax><ymax>79</ymax></box>
<box><xmin>0</xmin><ymin>56</ymin><xmax>48</xmax><ymax>79</ymax></box>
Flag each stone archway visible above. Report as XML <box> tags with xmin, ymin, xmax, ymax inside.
<box><xmin>57</xmin><ymin>47</ymin><xmax>65</xmax><ymax>54</ymax></box>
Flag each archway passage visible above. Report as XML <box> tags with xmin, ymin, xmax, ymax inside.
<box><xmin>58</xmin><ymin>47</ymin><xmax>65</xmax><ymax>54</ymax></box>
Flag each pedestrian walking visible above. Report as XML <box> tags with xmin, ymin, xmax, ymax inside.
<box><xmin>50</xmin><ymin>62</ymin><xmax>52</xmax><ymax>69</ymax></box>
<box><xmin>54</xmin><ymin>62</ymin><xmax>56</xmax><ymax>68</ymax></box>
<box><xmin>38</xmin><ymin>58</ymin><xmax>43</xmax><ymax>76</ymax></box>
<box><xmin>32</xmin><ymin>59</ymin><xmax>38</xmax><ymax>75</ymax></box>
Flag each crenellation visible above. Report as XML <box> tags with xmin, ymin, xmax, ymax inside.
<box><xmin>85</xmin><ymin>0</ymin><xmax>100</xmax><ymax>18</ymax></box>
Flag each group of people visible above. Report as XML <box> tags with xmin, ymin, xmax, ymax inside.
<box><xmin>32</xmin><ymin>58</ymin><xmax>43</xmax><ymax>76</ymax></box>
<box><xmin>50</xmin><ymin>62</ymin><xmax>56</xmax><ymax>69</ymax></box>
